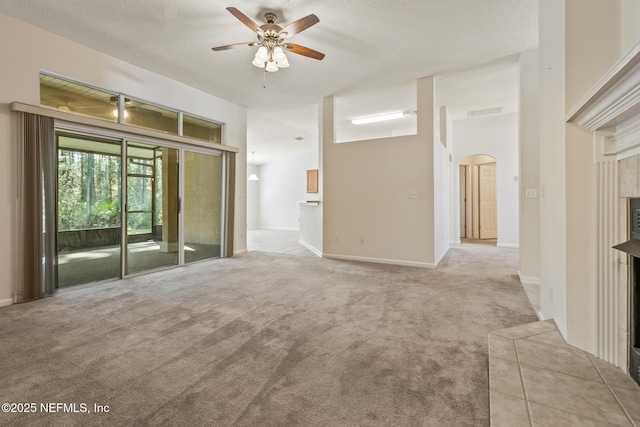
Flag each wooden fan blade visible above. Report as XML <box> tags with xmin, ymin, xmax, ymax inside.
<box><xmin>281</xmin><ymin>14</ymin><xmax>319</xmax><ymax>38</ymax></box>
<box><xmin>283</xmin><ymin>43</ymin><xmax>325</xmax><ymax>60</ymax></box>
<box><xmin>212</xmin><ymin>42</ymin><xmax>258</xmax><ymax>51</ymax></box>
<box><xmin>226</xmin><ymin>7</ymin><xmax>261</xmax><ymax>33</ymax></box>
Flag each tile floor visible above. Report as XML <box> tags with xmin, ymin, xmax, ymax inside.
<box><xmin>489</xmin><ymin>320</ymin><xmax>640</xmax><ymax>426</ymax></box>
<box><xmin>247</xmin><ymin>229</ymin><xmax>317</xmax><ymax>257</ymax></box>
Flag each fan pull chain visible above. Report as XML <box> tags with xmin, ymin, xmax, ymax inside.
<box><xmin>263</xmin><ymin>70</ymin><xmax>267</xmax><ymax>89</ymax></box>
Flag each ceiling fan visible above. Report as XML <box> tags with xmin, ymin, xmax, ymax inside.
<box><xmin>212</xmin><ymin>7</ymin><xmax>325</xmax><ymax>72</ymax></box>
<box><xmin>71</xmin><ymin>97</ymin><xmax>161</xmax><ymax>119</ymax></box>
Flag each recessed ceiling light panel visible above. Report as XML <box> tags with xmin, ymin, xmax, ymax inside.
<box><xmin>351</xmin><ymin>111</ymin><xmax>406</xmax><ymax>125</ymax></box>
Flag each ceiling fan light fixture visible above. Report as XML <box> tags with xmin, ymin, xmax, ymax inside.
<box><xmin>265</xmin><ymin>60</ymin><xmax>279</xmax><ymax>72</ymax></box>
<box><xmin>273</xmin><ymin>46</ymin><xmax>286</xmax><ymax>62</ymax></box>
<box><xmin>255</xmin><ymin>46</ymin><xmax>269</xmax><ymax>62</ymax></box>
<box><xmin>252</xmin><ymin>57</ymin><xmax>265</xmax><ymax>67</ymax></box>
<box><xmin>213</xmin><ymin>8</ymin><xmax>324</xmax><ymax>73</ymax></box>
<box><xmin>277</xmin><ymin>56</ymin><xmax>290</xmax><ymax>68</ymax></box>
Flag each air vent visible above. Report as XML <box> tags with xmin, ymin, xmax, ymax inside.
<box><xmin>467</xmin><ymin>107</ymin><xmax>503</xmax><ymax>118</ymax></box>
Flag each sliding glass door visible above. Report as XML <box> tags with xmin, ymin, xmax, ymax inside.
<box><xmin>56</xmin><ymin>132</ymin><xmax>226</xmax><ymax>288</ymax></box>
<box><xmin>126</xmin><ymin>142</ymin><xmax>179</xmax><ymax>275</ymax></box>
<box><xmin>183</xmin><ymin>151</ymin><xmax>223</xmax><ymax>263</ymax></box>
<box><xmin>56</xmin><ymin>134</ymin><xmax>122</xmax><ymax>287</ymax></box>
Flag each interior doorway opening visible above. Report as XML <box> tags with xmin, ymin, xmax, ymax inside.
<box><xmin>459</xmin><ymin>154</ymin><xmax>497</xmax><ymax>242</ymax></box>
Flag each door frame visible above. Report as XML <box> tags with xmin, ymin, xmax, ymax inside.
<box><xmin>459</xmin><ymin>154</ymin><xmax>497</xmax><ymax>241</ymax></box>
<box><xmin>459</xmin><ymin>165</ymin><xmax>469</xmax><ymax>238</ymax></box>
<box><xmin>478</xmin><ymin>162</ymin><xmax>497</xmax><ymax>240</ymax></box>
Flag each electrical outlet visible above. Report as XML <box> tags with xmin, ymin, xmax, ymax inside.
<box><xmin>359</xmin><ymin>237</ymin><xmax>365</xmax><ymax>245</ymax></box>
<box><xmin>524</xmin><ymin>188</ymin><xmax>537</xmax><ymax>198</ymax></box>
<box><xmin>334</xmin><ymin>236</ymin><xmax>338</xmax><ymax>243</ymax></box>
<box><xmin>408</xmin><ymin>190</ymin><xmax>417</xmax><ymax>199</ymax></box>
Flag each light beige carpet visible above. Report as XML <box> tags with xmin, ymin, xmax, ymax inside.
<box><xmin>0</xmin><ymin>244</ymin><xmax>537</xmax><ymax>426</ymax></box>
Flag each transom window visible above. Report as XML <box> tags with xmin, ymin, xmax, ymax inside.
<box><xmin>40</xmin><ymin>73</ymin><xmax>223</xmax><ymax>144</ymax></box>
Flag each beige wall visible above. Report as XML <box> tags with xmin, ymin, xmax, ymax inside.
<box><xmin>322</xmin><ymin>77</ymin><xmax>442</xmax><ymax>268</ymax></box>
<box><xmin>620</xmin><ymin>1</ymin><xmax>640</xmax><ymax>53</ymax></box>
<box><xmin>539</xmin><ymin>0</ymin><xmax>567</xmax><ymax>332</ymax></box>
<box><xmin>0</xmin><ymin>13</ymin><xmax>247</xmax><ymax>305</ymax></box>
<box><xmin>565</xmin><ymin>1</ymin><xmax>624</xmax><ymax>111</ymax></box>
<box><xmin>519</xmin><ymin>49</ymin><xmax>540</xmax><ymax>283</ymax></box>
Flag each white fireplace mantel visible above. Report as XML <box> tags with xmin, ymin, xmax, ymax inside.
<box><xmin>567</xmin><ymin>40</ymin><xmax>640</xmax><ymax>160</ymax></box>
<box><xmin>564</xmin><ymin>40</ymin><xmax>640</xmax><ymax>371</ymax></box>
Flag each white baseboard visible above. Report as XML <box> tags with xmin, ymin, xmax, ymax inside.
<box><xmin>0</xmin><ymin>298</ymin><xmax>13</xmax><ymax>307</ymax></box>
<box><xmin>234</xmin><ymin>249</ymin><xmax>248</xmax><ymax>255</ymax></box>
<box><xmin>497</xmin><ymin>243</ymin><xmax>520</xmax><ymax>249</ymax></box>
<box><xmin>518</xmin><ymin>272</ymin><xmax>541</xmax><ymax>285</ymax></box>
<box><xmin>323</xmin><ymin>253</ymin><xmax>436</xmax><ymax>269</ymax></box>
<box><xmin>449</xmin><ymin>240</ymin><xmax>462</xmax><ymax>246</ymax></box>
<box><xmin>299</xmin><ymin>240</ymin><xmax>322</xmax><ymax>257</ymax></box>
<box><xmin>434</xmin><ymin>247</ymin><xmax>449</xmax><ymax>268</ymax></box>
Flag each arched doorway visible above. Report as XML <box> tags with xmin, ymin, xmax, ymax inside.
<box><xmin>459</xmin><ymin>154</ymin><xmax>497</xmax><ymax>241</ymax></box>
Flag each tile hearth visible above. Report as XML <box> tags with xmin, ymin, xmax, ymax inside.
<box><xmin>489</xmin><ymin>320</ymin><xmax>640</xmax><ymax>426</ymax></box>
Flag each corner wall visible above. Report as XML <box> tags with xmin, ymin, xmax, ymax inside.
<box><xmin>322</xmin><ymin>77</ymin><xmax>443</xmax><ymax>268</ymax></box>
<box><xmin>519</xmin><ymin>49</ymin><xmax>541</xmax><ymax>284</ymax></box>
<box><xmin>0</xmin><ymin>13</ymin><xmax>247</xmax><ymax>306</ymax></box>
<box><xmin>434</xmin><ymin>105</ymin><xmax>452</xmax><ymax>261</ymax></box>
<box><xmin>538</xmin><ymin>0</ymin><xmax>566</xmax><ymax>328</ymax></box>
<box><xmin>247</xmin><ymin>178</ymin><xmax>259</xmax><ymax>230</ymax></box>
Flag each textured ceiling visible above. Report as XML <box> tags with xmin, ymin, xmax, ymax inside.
<box><xmin>0</xmin><ymin>0</ymin><xmax>538</xmax><ymax>164</ymax></box>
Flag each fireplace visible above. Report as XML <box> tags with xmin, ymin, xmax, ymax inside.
<box><xmin>566</xmin><ymin>38</ymin><xmax>640</xmax><ymax>382</ymax></box>
<box><xmin>614</xmin><ymin>197</ymin><xmax>640</xmax><ymax>386</ymax></box>
<box><xmin>630</xmin><ymin>255</ymin><xmax>640</xmax><ymax>385</ymax></box>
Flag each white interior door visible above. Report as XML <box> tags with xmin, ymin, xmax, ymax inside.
<box><xmin>459</xmin><ymin>165</ymin><xmax>468</xmax><ymax>238</ymax></box>
<box><xmin>479</xmin><ymin>163</ymin><xmax>497</xmax><ymax>239</ymax></box>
